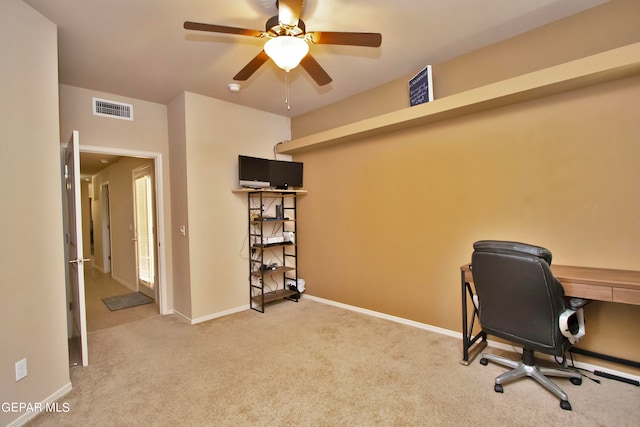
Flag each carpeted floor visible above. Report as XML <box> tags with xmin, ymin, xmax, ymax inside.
<box><xmin>83</xmin><ymin>267</ymin><xmax>158</xmax><ymax>333</ymax></box>
<box><xmin>29</xmin><ymin>298</ymin><xmax>640</xmax><ymax>426</ymax></box>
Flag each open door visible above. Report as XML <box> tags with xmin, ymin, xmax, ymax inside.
<box><xmin>64</xmin><ymin>130</ymin><xmax>89</xmax><ymax>367</ymax></box>
<box><xmin>133</xmin><ymin>164</ymin><xmax>156</xmax><ymax>299</ymax></box>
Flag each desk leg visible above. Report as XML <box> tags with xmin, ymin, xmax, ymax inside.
<box><xmin>461</xmin><ymin>270</ymin><xmax>486</xmax><ymax>365</ymax></box>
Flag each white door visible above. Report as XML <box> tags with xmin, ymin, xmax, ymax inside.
<box><xmin>133</xmin><ymin>165</ymin><xmax>156</xmax><ymax>299</ymax></box>
<box><xmin>64</xmin><ymin>131</ymin><xmax>89</xmax><ymax>367</ymax></box>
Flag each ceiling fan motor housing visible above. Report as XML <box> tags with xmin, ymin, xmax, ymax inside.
<box><xmin>266</xmin><ymin>15</ymin><xmax>305</xmax><ymax>38</ymax></box>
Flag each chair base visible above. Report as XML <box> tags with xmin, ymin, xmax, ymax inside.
<box><xmin>480</xmin><ymin>350</ymin><xmax>582</xmax><ymax>411</ymax></box>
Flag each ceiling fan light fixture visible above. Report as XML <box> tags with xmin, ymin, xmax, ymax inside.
<box><xmin>264</xmin><ymin>36</ymin><xmax>309</xmax><ymax>72</ymax></box>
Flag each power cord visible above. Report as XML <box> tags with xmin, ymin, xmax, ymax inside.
<box><xmin>273</xmin><ymin>140</ymin><xmax>290</xmax><ymax>159</ymax></box>
<box><xmin>561</xmin><ymin>351</ymin><xmax>601</xmax><ymax>384</ymax></box>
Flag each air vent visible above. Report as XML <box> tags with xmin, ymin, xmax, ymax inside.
<box><xmin>93</xmin><ymin>97</ymin><xmax>133</xmax><ymax>121</ymax></box>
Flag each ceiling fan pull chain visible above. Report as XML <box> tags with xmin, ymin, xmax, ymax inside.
<box><xmin>285</xmin><ymin>70</ymin><xmax>291</xmax><ymax>110</ymax></box>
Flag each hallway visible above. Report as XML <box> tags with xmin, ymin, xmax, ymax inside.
<box><xmin>84</xmin><ymin>267</ymin><xmax>158</xmax><ymax>332</ymax></box>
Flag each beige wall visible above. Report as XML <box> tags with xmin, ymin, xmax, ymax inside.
<box><xmin>62</xmin><ymin>86</ymin><xmax>291</xmax><ymax>321</ymax></box>
<box><xmin>167</xmin><ymin>93</ymin><xmax>192</xmax><ymax>316</ymax></box>
<box><xmin>0</xmin><ymin>1</ymin><xmax>70</xmax><ymax>425</ymax></box>
<box><xmin>291</xmin><ymin>1</ymin><xmax>640</xmax><ymax>376</ymax></box>
<box><xmin>168</xmin><ymin>92</ymin><xmax>291</xmax><ymax>321</ymax></box>
<box><xmin>292</xmin><ymin>0</ymin><xmax>640</xmax><ymax>138</ymax></box>
<box><xmin>431</xmin><ymin>0</ymin><xmax>640</xmax><ymax>100</ymax></box>
<box><xmin>58</xmin><ymin>84</ymin><xmax>174</xmax><ymax>310</ymax></box>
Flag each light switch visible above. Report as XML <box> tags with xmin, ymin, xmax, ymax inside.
<box><xmin>15</xmin><ymin>358</ymin><xmax>27</xmax><ymax>381</ymax></box>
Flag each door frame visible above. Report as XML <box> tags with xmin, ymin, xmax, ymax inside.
<box><xmin>80</xmin><ymin>145</ymin><xmax>169</xmax><ymax>315</ymax></box>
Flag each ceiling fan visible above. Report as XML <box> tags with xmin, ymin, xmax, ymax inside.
<box><xmin>184</xmin><ymin>0</ymin><xmax>382</xmax><ymax>86</ymax></box>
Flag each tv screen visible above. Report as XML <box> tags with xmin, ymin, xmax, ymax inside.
<box><xmin>269</xmin><ymin>159</ymin><xmax>303</xmax><ymax>189</ymax></box>
<box><xmin>238</xmin><ymin>155</ymin><xmax>304</xmax><ymax>189</ymax></box>
<box><xmin>238</xmin><ymin>155</ymin><xmax>270</xmax><ymax>188</ymax></box>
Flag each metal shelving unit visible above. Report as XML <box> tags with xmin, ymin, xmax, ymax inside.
<box><xmin>244</xmin><ymin>189</ymin><xmax>303</xmax><ymax>313</ymax></box>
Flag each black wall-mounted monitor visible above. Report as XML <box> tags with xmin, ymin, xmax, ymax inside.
<box><xmin>238</xmin><ymin>155</ymin><xmax>270</xmax><ymax>188</ymax></box>
<box><xmin>238</xmin><ymin>155</ymin><xmax>303</xmax><ymax>189</ymax></box>
<box><xmin>269</xmin><ymin>159</ymin><xmax>303</xmax><ymax>189</ymax></box>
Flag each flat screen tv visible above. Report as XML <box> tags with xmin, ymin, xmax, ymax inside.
<box><xmin>238</xmin><ymin>155</ymin><xmax>270</xmax><ymax>188</ymax></box>
<box><xmin>238</xmin><ymin>155</ymin><xmax>303</xmax><ymax>189</ymax></box>
<box><xmin>269</xmin><ymin>159</ymin><xmax>303</xmax><ymax>189</ymax></box>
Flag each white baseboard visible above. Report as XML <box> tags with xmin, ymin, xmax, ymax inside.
<box><xmin>91</xmin><ymin>262</ymin><xmax>105</xmax><ymax>273</ymax></box>
<box><xmin>171</xmin><ymin>304</ymin><xmax>249</xmax><ymax>325</ymax></box>
<box><xmin>7</xmin><ymin>382</ymin><xmax>73</xmax><ymax>427</ymax></box>
<box><xmin>190</xmin><ymin>305</ymin><xmax>249</xmax><ymax>325</ymax></box>
<box><xmin>111</xmin><ymin>274</ymin><xmax>136</xmax><ymax>292</ymax></box>
<box><xmin>304</xmin><ymin>294</ymin><xmax>640</xmax><ymax>383</ymax></box>
<box><xmin>171</xmin><ymin>309</ymin><xmax>192</xmax><ymax>323</ymax></box>
<box><xmin>305</xmin><ymin>294</ymin><xmax>461</xmax><ymax>339</ymax></box>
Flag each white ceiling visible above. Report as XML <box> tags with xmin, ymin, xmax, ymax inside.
<box><xmin>24</xmin><ymin>0</ymin><xmax>607</xmax><ymax>118</ymax></box>
<box><xmin>78</xmin><ymin>153</ymin><xmax>123</xmax><ymax>180</ymax></box>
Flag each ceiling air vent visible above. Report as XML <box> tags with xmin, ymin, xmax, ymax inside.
<box><xmin>93</xmin><ymin>97</ymin><xmax>133</xmax><ymax>121</ymax></box>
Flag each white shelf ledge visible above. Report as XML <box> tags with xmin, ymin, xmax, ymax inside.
<box><xmin>278</xmin><ymin>42</ymin><xmax>640</xmax><ymax>155</ymax></box>
<box><xmin>232</xmin><ymin>188</ymin><xmax>307</xmax><ymax>194</ymax></box>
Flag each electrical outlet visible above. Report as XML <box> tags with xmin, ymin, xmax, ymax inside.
<box><xmin>15</xmin><ymin>358</ymin><xmax>27</xmax><ymax>381</ymax></box>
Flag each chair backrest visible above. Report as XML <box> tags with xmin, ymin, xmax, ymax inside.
<box><xmin>471</xmin><ymin>240</ymin><xmax>569</xmax><ymax>355</ymax></box>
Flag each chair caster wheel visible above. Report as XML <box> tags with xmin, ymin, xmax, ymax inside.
<box><xmin>570</xmin><ymin>377</ymin><xmax>582</xmax><ymax>386</ymax></box>
<box><xmin>480</xmin><ymin>358</ymin><xmax>488</xmax><ymax>366</ymax></box>
<box><xmin>560</xmin><ymin>400</ymin><xmax>572</xmax><ymax>411</ymax></box>
<box><xmin>494</xmin><ymin>384</ymin><xmax>503</xmax><ymax>393</ymax></box>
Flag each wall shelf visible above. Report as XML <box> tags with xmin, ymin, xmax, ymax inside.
<box><xmin>277</xmin><ymin>42</ymin><xmax>640</xmax><ymax>155</ymax></box>
<box><xmin>232</xmin><ymin>188</ymin><xmax>307</xmax><ymax>194</ymax></box>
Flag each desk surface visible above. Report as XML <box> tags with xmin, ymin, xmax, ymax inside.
<box><xmin>460</xmin><ymin>264</ymin><xmax>640</xmax><ymax>305</ymax></box>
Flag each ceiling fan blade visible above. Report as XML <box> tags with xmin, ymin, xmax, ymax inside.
<box><xmin>184</xmin><ymin>21</ymin><xmax>263</xmax><ymax>38</ymax></box>
<box><xmin>278</xmin><ymin>0</ymin><xmax>304</xmax><ymax>27</ymax></box>
<box><xmin>233</xmin><ymin>50</ymin><xmax>270</xmax><ymax>81</ymax></box>
<box><xmin>300</xmin><ymin>54</ymin><xmax>333</xmax><ymax>86</ymax></box>
<box><xmin>308</xmin><ymin>31</ymin><xmax>382</xmax><ymax>47</ymax></box>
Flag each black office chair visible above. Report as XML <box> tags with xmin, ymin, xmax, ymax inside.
<box><xmin>471</xmin><ymin>240</ymin><xmax>587</xmax><ymax>410</ymax></box>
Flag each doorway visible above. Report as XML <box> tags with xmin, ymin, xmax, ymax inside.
<box><xmin>80</xmin><ymin>149</ymin><xmax>169</xmax><ymax>314</ymax></box>
<box><xmin>77</xmin><ymin>146</ymin><xmax>168</xmax><ymax>314</ymax></box>
<box><xmin>64</xmin><ymin>143</ymin><xmax>167</xmax><ymax>369</ymax></box>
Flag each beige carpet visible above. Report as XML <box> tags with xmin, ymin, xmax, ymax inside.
<box><xmin>30</xmin><ymin>298</ymin><xmax>639</xmax><ymax>426</ymax></box>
